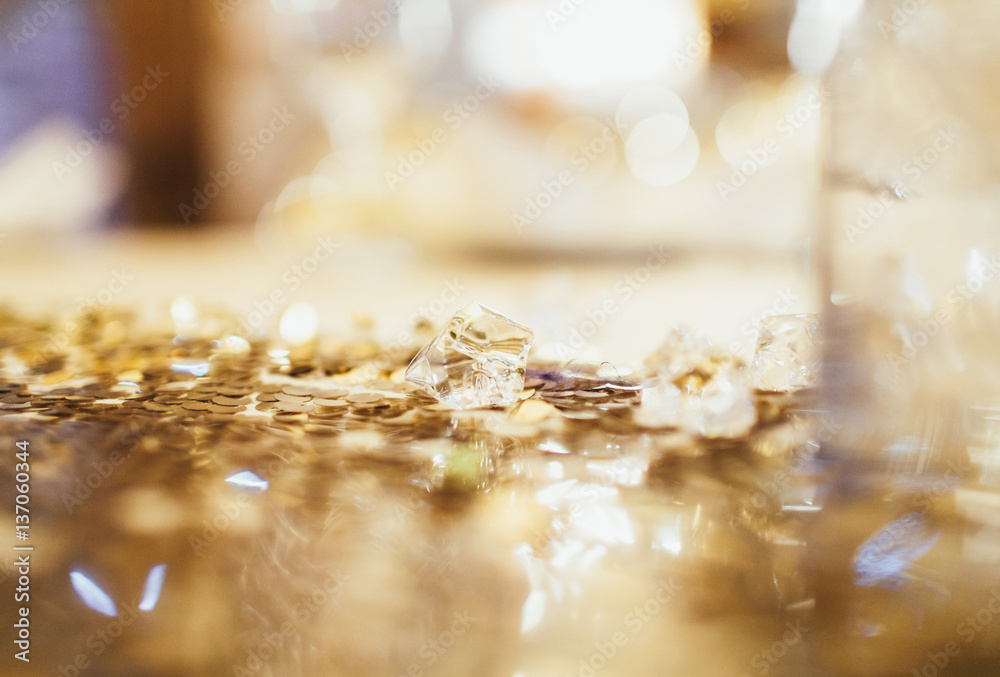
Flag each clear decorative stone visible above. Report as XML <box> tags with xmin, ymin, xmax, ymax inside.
<box><xmin>694</xmin><ymin>356</ymin><xmax>756</xmax><ymax>437</ymax></box>
<box><xmin>640</xmin><ymin>331</ymin><xmax>755</xmax><ymax>437</ymax></box>
<box><xmin>638</xmin><ymin>379</ymin><xmax>684</xmax><ymax>429</ymax></box>
<box><xmin>751</xmin><ymin>314</ymin><xmax>821</xmax><ymax>391</ymax></box>
<box><xmin>643</xmin><ymin>325</ymin><xmax>713</xmax><ymax>381</ymax></box>
<box><xmin>405</xmin><ymin>302</ymin><xmax>534</xmax><ymax>409</ymax></box>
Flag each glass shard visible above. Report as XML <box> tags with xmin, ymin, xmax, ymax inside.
<box><xmin>404</xmin><ymin>302</ymin><xmax>534</xmax><ymax>409</ymax></box>
<box><xmin>641</xmin><ymin>329</ymin><xmax>755</xmax><ymax>437</ymax></box>
<box><xmin>751</xmin><ymin>314</ymin><xmax>821</xmax><ymax>391</ymax></box>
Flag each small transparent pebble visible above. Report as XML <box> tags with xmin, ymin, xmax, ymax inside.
<box><xmin>644</xmin><ymin>325</ymin><xmax>713</xmax><ymax>380</ymax></box>
<box><xmin>404</xmin><ymin>302</ymin><xmax>534</xmax><ymax>409</ymax></box>
<box><xmin>640</xmin><ymin>329</ymin><xmax>755</xmax><ymax>437</ymax></box>
<box><xmin>751</xmin><ymin>314</ymin><xmax>821</xmax><ymax>391</ymax></box>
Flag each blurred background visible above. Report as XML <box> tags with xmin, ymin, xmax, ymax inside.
<box><xmin>0</xmin><ymin>0</ymin><xmax>837</xmax><ymax>366</ymax></box>
<box><xmin>11</xmin><ymin>5</ymin><xmax>1000</xmax><ymax>677</ymax></box>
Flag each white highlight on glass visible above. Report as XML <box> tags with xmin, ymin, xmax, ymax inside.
<box><xmin>70</xmin><ymin>570</ymin><xmax>118</xmax><ymax>617</ymax></box>
<box><xmin>538</xmin><ymin>440</ymin><xmax>570</xmax><ymax>455</ymax></box>
<box><xmin>171</xmin><ymin>360</ymin><xmax>210</xmax><ymax>377</ymax></box>
<box><xmin>225</xmin><ymin>470</ymin><xmax>270</xmax><ymax>491</ymax></box>
<box><xmin>572</xmin><ymin>504</ymin><xmax>636</xmax><ymax>545</ymax></box>
<box><xmin>519</xmin><ymin>589</ymin><xmax>547</xmax><ymax>633</ymax></box>
<box><xmin>966</xmin><ymin>247</ymin><xmax>993</xmax><ymax>292</ymax></box>
<box><xmin>655</xmin><ymin>521</ymin><xmax>684</xmax><ymax>556</ymax></box>
<box><xmin>138</xmin><ymin>564</ymin><xmax>167</xmax><ymax>611</ymax></box>
<box><xmin>220</xmin><ymin>335</ymin><xmax>251</xmax><ymax>356</ymax></box>
<box><xmin>586</xmin><ymin>457</ymin><xmax>646</xmax><ymax>486</ymax></box>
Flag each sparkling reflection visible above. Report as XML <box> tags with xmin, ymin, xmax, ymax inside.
<box><xmin>225</xmin><ymin>470</ymin><xmax>271</xmax><ymax>491</ymax></box>
<box><xmin>654</xmin><ymin>518</ymin><xmax>684</xmax><ymax>556</ymax></box>
<box><xmin>171</xmin><ymin>360</ymin><xmax>210</xmax><ymax>377</ymax></box>
<box><xmin>138</xmin><ymin>564</ymin><xmax>167</xmax><ymax>611</ymax></box>
<box><xmin>853</xmin><ymin>513</ymin><xmax>940</xmax><ymax>589</ymax></box>
<box><xmin>70</xmin><ymin>570</ymin><xmax>117</xmax><ymax>617</ymax></box>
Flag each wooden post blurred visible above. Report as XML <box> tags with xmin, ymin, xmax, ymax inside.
<box><xmin>101</xmin><ymin>0</ymin><xmax>206</xmax><ymax>224</ymax></box>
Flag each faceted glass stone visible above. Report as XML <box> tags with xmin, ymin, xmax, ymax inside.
<box><xmin>696</xmin><ymin>359</ymin><xmax>756</xmax><ymax>437</ymax></box>
<box><xmin>405</xmin><ymin>302</ymin><xmax>534</xmax><ymax>409</ymax></box>
<box><xmin>640</xmin><ymin>338</ymin><xmax>755</xmax><ymax>438</ymax></box>
<box><xmin>751</xmin><ymin>314</ymin><xmax>821</xmax><ymax>391</ymax></box>
<box><xmin>644</xmin><ymin>325</ymin><xmax>713</xmax><ymax>381</ymax></box>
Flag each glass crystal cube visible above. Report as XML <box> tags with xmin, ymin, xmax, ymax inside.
<box><xmin>640</xmin><ymin>331</ymin><xmax>755</xmax><ymax>437</ymax></box>
<box><xmin>644</xmin><ymin>325</ymin><xmax>713</xmax><ymax>381</ymax></box>
<box><xmin>404</xmin><ymin>302</ymin><xmax>534</xmax><ymax>409</ymax></box>
<box><xmin>751</xmin><ymin>314</ymin><xmax>821</xmax><ymax>391</ymax></box>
